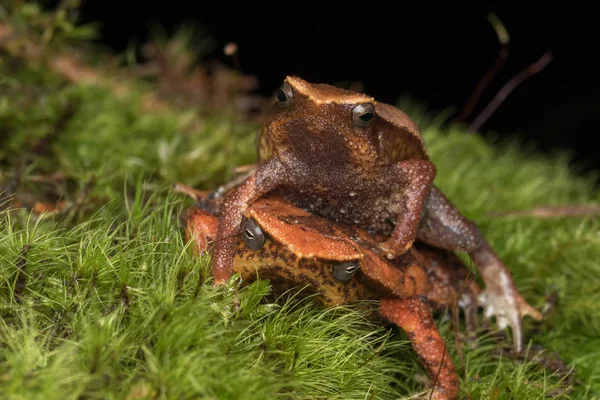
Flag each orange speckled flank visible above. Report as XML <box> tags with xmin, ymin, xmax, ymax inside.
<box><xmin>379</xmin><ymin>297</ymin><xmax>459</xmax><ymax>400</ymax></box>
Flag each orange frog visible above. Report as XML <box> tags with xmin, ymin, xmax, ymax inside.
<box><xmin>181</xmin><ymin>187</ymin><xmax>483</xmax><ymax>400</ymax></box>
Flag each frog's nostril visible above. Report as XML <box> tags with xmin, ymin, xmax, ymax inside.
<box><xmin>332</xmin><ymin>261</ymin><xmax>359</xmax><ymax>283</ymax></box>
<box><xmin>243</xmin><ymin>219</ymin><xmax>265</xmax><ymax>250</ymax></box>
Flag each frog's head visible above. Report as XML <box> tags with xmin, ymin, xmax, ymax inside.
<box><xmin>258</xmin><ymin>76</ymin><xmax>428</xmax><ymax>168</ymax></box>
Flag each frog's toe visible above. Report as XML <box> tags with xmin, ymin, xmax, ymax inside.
<box><xmin>520</xmin><ymin>301</ymin><xmax>544</xmax><ymax>320</ymax></box>
<box><xmin>378</xmin><ymin>240</ymin><xmax>412</xmax><ymax>260</ymax></box>
<box><xmin>478</xmin><ymin>288</ymin><xmax>542</xmax><ymax>353</ymax></box>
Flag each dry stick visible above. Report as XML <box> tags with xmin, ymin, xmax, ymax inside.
<box><xmin>172</xmin><ymin>182</ymin><xmax>210</xmax><ymax>202</ymax></box>
<box><xmin>216</xmin><ymin>166</ymin><xmax>256</xmax><ymax>196</ymax></box>
<box><xmin>457</xmin><ymin>13</ymin><xmax>510</xmax><ymax>123</ymax></box>
<box><xmin>488</xmin><ymin>204</ymin><xmax>600</xmax><ymax>218</ymax></box>
<box><xmin>459</xmin><ymin>48</ymin><xmax>508</xmax><ymax>123</ymax></box>
<box><xmin>468</xmin><ymin>52</ymin><xmax>553</xmax><ymax>133</ymax></box>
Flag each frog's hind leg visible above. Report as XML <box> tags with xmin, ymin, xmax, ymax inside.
<box><xmin>416</xmin><ymin>185</ymin><xmax>542</xmax><ymax>352</ymax></box>
<box><xmin>379</xmin><ymin>296</ymin><xmax>459</xmax><ymax>400</ymax></box>
<box><xmin>410</xmin><ymin>243</ymin><xmax>482</xmax><ymax>351</ymax></box>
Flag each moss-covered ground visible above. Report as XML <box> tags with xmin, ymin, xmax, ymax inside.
<box><xmin>1</xmin><ymin>4</ymin><xmax>599</xmax><ymax>399</ymax></box>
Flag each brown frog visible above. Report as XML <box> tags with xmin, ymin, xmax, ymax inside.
<box><xmin>180</xmin><ymin>186</ymin><xmax>482</xmax><ymax>400</ymax></box>
<box><xmin>210</xmin><ymin>76</ymin><xmax>541</xmax><ymax>353</ymax></box>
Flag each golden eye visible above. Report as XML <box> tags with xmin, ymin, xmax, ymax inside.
<box><xmin>351</xmin><ymin>103</ymin><xmax>375</xmax><ymax>127</ymax></box>
<box><xmin>276</xmin><ymin>83</ymin><xmax>293</xmax><ymax>107</ymax></box>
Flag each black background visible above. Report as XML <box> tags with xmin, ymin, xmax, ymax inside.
<box><xmin>74</xmin><ymin>2</ymin><xmax>598</xmax><ymax>182</ymax></box>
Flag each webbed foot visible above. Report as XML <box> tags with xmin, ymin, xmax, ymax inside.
<box><xmin>474</xmin><ymin>244</ymin><xmax>542</xmax><ymax>352</ymax></box>
<box><xmin>417</xmin><ymin>186</ymin><xmax>542</xmax><ymax>352</ymax></box>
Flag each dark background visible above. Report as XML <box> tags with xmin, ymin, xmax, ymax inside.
<box><xmin>75</xmin><ymin>2</ymin><xmax>598</xmax><ymax>183</ymax></box>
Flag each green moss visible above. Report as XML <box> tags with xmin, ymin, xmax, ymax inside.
<box><xmin>1</xmin><ymin>39</ymin><xmax>599</xmax><ymax>400</ymax></box>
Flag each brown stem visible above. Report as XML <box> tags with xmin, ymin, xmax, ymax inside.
<box><xmin>458</xmin><ymin>47</ymin><xmax>508</xmax><ymax>123</ymax></box>
<box><xmin>172</xmin><ymin>182</ymin><xmax>210</xmax><ymax>202</ymax></box>
<box><xmin>457</xmin><ymin>13</ymin><xmax>510</xmax><ymax>123</ymax></box>
<box><xmin>468</xmin><ymin>52</ymin><xmax>553</xmax><ymax>133</ymax></box>
<box><xmin>488</xmin><ymin>204</ymin><xmax>600</xmax><ymax>218</ymax></box>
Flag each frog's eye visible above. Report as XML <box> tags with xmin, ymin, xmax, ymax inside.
<box><xmin>242</xmin><ymin>219</ymin><xmax>265</xmax><ymax>250</ymax></box>
<box><xmin>276</xmin><ymin>83</ymin><xmax>293</xmax><ymax>107</ymax></box>
<box><xmin>332</xmin><ymin>261</ymin><xmax>359</xmax><ymax>283</ymax></box>
<box><xmin>351</xmin><ymin>103</ymin><xmax>375</xmax><ymax>127</ymax></box>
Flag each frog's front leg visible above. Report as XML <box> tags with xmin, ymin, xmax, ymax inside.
<box><xmin>379</xmin><ymin>296</ymin><xmax>459</xmax><ymax>400</ymax></box>
<box><xmin>211</xmin><ymin>159</ymin><xmax>286</xmax><ymax>285</ymax></box>
<box><xmin>417</xmin><ymin>185</ymin><xmax>542</xmax><ymax>352</ymax></box>
<box><xmin>378</xmin><ymin>159</ymin><xmax>436</xmax><ymax>259</ymax></box>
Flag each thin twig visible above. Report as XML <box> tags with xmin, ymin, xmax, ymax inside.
<box><xmin>172</xmin><ymin>182</ymin><xmax>210</xmax><ymax>202</ymax></box>
<box><xmin>457</xmin><ymin>13</ymin><xmax>510</xmax><ymax>123</ymax></box>
<box><xmin>469</xmin><ymin>52</ymin><xmax>553</xmax><ymax>133</ymax></box>
<box><xmin>216</xmin><ymin>167</ymin><xmax>256</xmax><ymax>195</ymax></box>
<box><xmin>488</xmin><ymin>204</ymin><xmax>600</xmax><ymax>218</ymax></box>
